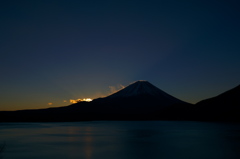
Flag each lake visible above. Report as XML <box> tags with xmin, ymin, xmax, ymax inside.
<box><xmin>0</xmin><ymin>121</ymin><xmax>240</xmax><ymax>159</ymax></box>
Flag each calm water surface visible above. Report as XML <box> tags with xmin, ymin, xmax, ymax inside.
<box><xmin>0</xmin><ymin>121</ymin><xmax>240</xmax><ymax>159</ymax></box>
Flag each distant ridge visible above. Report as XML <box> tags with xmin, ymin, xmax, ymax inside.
<box><xmin>193</xmin><ymin>84</ymin><xmax>240</xmax><ymax>122</ymax></box>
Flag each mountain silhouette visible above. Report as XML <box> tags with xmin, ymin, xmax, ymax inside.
<box><xmin>68</xmin><ymin>80</ymin><xmax>189</xmax><ymax>120</ymax></box>
<box><xmin>1</xmin><ymin>81</ymin><xmax>240</xmax><ymax>122</ymax></box>
<box><xmin>106</xmin><ymin>81</ymin><xmax>185</xmax><ymax>104</ymax></box>
<box><xmin>108</xmin><ymin>80</ymin><xmax>182</xmax><ymax>99</ymax></box>
<box><xmin>193</xmin><ymin>84</ymin><xmax>240</xmax><ymax>122</ymax></box>
<box><xmin>89</xmin><ymin>80</ymin><xmax>187</xmax><ymax>112</ymax></box>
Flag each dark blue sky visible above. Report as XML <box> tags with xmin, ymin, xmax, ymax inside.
<box><xmin>1</xmin><ymin>0</ymin><xmax>240</xmax><ymax>110</ymax></box>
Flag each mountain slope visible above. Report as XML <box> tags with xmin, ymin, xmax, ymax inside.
<box><xmin>107</xmin><ymin>81</ymin><xmax>184</xmax><ymax>102</ymax></box>
<box><xmin>194</xmin><ymin>84</ymin><xmax>240</xmax><ymax>121</ymax></box>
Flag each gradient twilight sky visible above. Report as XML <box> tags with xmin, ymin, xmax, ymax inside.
<box><xmin>1</xmin><ymin>0</ymin><xmax>240</xmax><ymax>110</ymax></box>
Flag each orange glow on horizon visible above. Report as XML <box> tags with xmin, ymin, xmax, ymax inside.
<box><xmin>70</xmin><ymin>98</ymin><xmax>92</xmax><ymax>103</ymax></box>
<box><xmin>83</xmin><ymin>98</ymin><xmax>92</xmax><ymax>102</ymax></box>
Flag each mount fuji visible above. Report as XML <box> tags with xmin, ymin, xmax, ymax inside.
<box><xmin>70</xmin><ymin>80</ymin><xmax>190</xmax><ymax>119</ymax></box>
<box><xmin>107</xmin><ymin>80</ymin><xmax>183</xmax><ymax>100</ymax></box>
<box><xmin>92</xmin><ymin>80</ymin><xmax>186</xmax><ymax>108</ymax></box>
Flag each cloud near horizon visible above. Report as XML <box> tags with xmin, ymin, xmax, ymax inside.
<box><xmin>70</xmin><ymin>98</ymin><xmax>92</xmax><ymax>103</ymax></box>
<box><xmin>109</xmin><ymin>84</ymin><xmax>125</xmax><ymax>95</ymax></box>
<box><xmin>69</xmin><ymin>84</ymin><xmax>126</xmax><ymax>104</ymax></box>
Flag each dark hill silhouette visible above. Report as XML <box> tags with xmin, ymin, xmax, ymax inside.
<box><xmin>193</xmin><ymin>84</ymin><xmax>240</xmax><ymax>122</ymax></box>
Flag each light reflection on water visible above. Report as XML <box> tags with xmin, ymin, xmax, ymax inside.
<box><xmin>0</xmin><ymin>121</ymin><xmax>240</xmax><ymax>159</ymax></box>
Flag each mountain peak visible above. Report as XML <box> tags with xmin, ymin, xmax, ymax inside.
<box><xmin>105</xmin><ymin>81</ymin><xmax>185</xmax><ymax>105</ymax></box>
<box><xmin>107</xmin><ymin>80</ymin><xmax>157</xmax><ymax>98</ymax></box>
<box><xmin>134</xmin><ymin>80</ymin><xmax>148</xmax><ymax>83</ymax></box>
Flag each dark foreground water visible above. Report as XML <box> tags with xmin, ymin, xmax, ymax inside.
<box><xmin>0</xmin><ymin>121</ymin><xmax>240</xmax><ymax>159</ymax></box>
